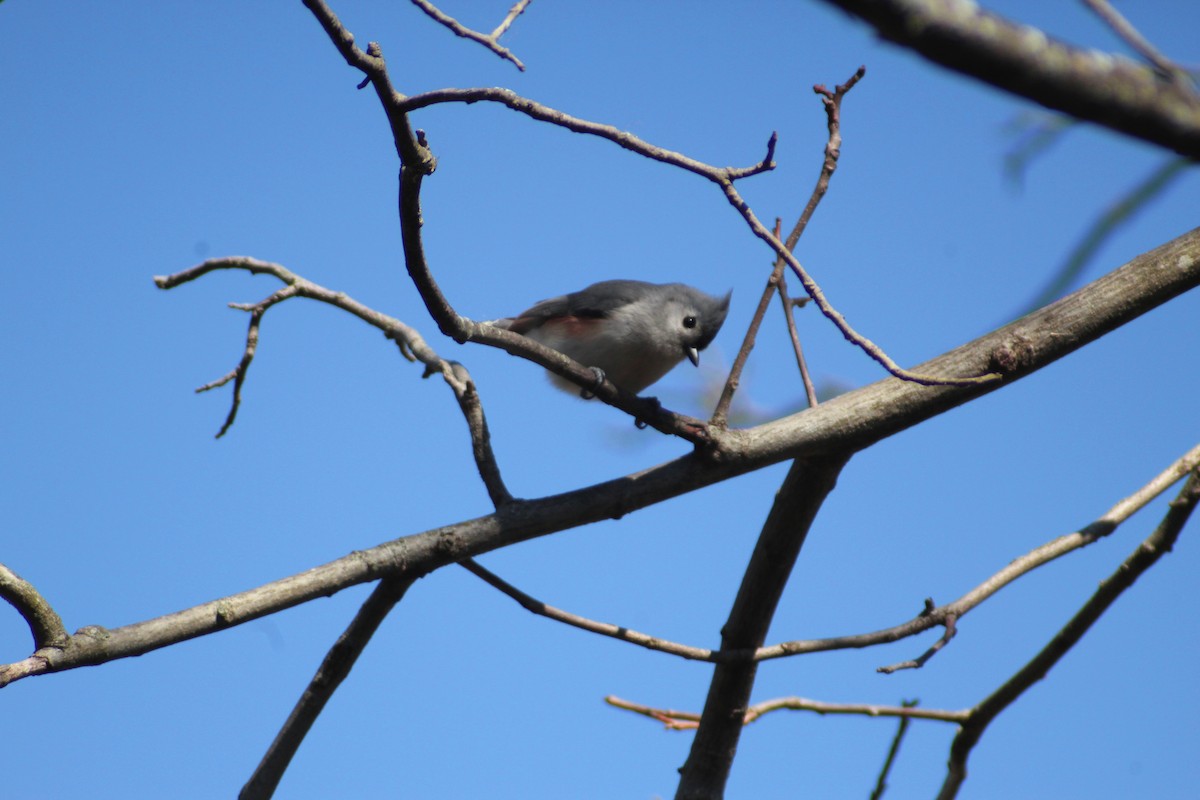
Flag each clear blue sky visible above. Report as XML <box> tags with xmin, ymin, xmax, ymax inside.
<box><xmin>3</xmin><ymin>2</ymin><xmax>1198</xmax><ymax>798</ymax></box>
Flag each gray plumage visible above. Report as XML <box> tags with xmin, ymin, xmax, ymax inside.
<box><xmin>492</xmin><ymin>280</ymin><xmax>731</xmax><ymax>394</ymax></box>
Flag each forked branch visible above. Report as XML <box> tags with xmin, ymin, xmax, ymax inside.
<box><xmin>712</xmin><ymin>67</ymin><xmax>863</xmax><ymax>426</ymax></box>
<box><xmin>409</xmin><ymin>0</ymin><xmax>532</xmax><ymax>71</ymax></box>
<box><xmin>937</xmin><ymin>468</ymin><xmax>1200</xmax><ymax>799</ymax></box>
<box><xmin>400</xmin><ymin>84</ymin><xmax>997</xmax><ymax>389</ymax></box>
<box><xmin>155</xmin><ymin>257</ymin><xmax>512</xmax><ymax>506</ymax></box>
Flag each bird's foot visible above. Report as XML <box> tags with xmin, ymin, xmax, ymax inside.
<box><xmin>579</xmin><ymin>367</ymin><xmax>606</xmax><ymax>400</ymax></box>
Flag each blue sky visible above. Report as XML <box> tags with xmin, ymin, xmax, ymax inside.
<box><xmin>2</xmin><ymin>2</ymin><xmax>1198</xmax><ymax>798</ymax></box>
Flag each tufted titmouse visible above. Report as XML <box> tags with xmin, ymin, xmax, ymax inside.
<box><xmin>492</xmin><ymin>279</ymin><xmax>731</xmax><ymax>395</ymax></box>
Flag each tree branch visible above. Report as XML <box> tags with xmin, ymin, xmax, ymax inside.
<box><xmin>607</xmin><ymin>694</ymin><xmax>966</xmax><ymax>730</ymax></box>
<box><xmin>741</xmin><ymin>228</ymin><xmax>1200</xmax><ymax>459</ymax></box>
<box><xmin>777</xmin><ymin>278</ymin><xmax>818</xmax><ymax>408</ymax></box>
<box><xmin>408</xmin><ymin>0</ymin><xmax>528</xmax><ymax>71</ymax></box>
<box><xmin>303</xmin><ymin>9</ymin><xmax>726</xmax><ymax>439</ymax></box>
<box><xmin>676</xmin><ymin>454</ymin><xmax>850</xmax><ymax>800</ymax></box>
<box><xmin>403</xmin><ymin>85</ymin><xmax>1001</xmax><ymax>388</ymax></box>
<box><xmin>937</xmin><ymin>467</ymin><xmax>1200</xmax><ymax>799</ymax></box>
<box><xmin>240</xmin><ymin>576</ymin><xmax>416</xmax><ymax>800</ymax></box>
<box><xmin>712</xmin><ymin>68</ymin><xmax>862</xmax><ymax>426</ymax></box>
<box><xmin>400</xmin><ymin>88</ymin><xmax>776</xmax><ymax>181</ymax></box>
<box><xmin>461</xmin><ymin>430</ymin><xmax>1196</xmax><ymax>665</ymax></box>
<box><xmin>870</xmin><ymin>700</ymin><xmax>920</xmax><ymax>800</ymax></box>
<box><xmin>302</xmin><ymin>0</ymin><xmax>432</xmax><ymax>168</ymax></box>
<box><xmin>155</xmin><ymin>258</ymin><xmax>512</xmax><ymax>505</ymax></box>
<box><xmin>5</xmin><ymin>230</ymin><xmax>1197</xmax><ymax>688</ymax></box>
<box><xmin>818</xmin><ymin>0</ymin><xmax>1200</xmax><ymax>158</ymax></box>
<box><xmin>460</xmin><ymin>558</ymin><xmax>716</xmax><ymax>660</ymax></box>
<box><xmin>490</xmin><ymin>0</ymin><xmax>532</xmax><ymax>40</ymax></box>
<box><xmin>758</xmin><ymin>440</ymin><xmax>1200</xmax><ymax>667</ymax></box>
<box><xmin>1081</xmin><ymin>0</ymin><xmax>1193</xmax><ymax>88</ymax></box>
<box><xmin>0</xmin><ymin>563</ymin><xmax>67</xmax><ymax>650</ymax></box>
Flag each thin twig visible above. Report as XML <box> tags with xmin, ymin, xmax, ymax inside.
<box><xmin>196</xmin><ymin>286</ymin><xmax>298</xmax><ymax>438</ymax></box>
<box><xmin>718</xmin><ymin>178</ymin><xmax>1000</xmax><ymax>387</ymax></box>
<box><xmin>605</xmin><ymin>696</ymin><xmax>700</xmax><ymax>729</ymax></box>
<box><xmin>400</xmin><ymin>84</ymin><xmax>994</xmax><ymax>388</ymax></box>
<box><xmin>490</xmin><ymin>0</ymin><xmax>532</xmax><ymax>40</ymax></box>
<box><xmin>870</xmin><ymin>700</ymin><xmax>920</xmax><ymax>800</ymax></box>
<box><xmin>776</xmin><ymin>274</ymin><xmax>819</xmax><ymax>408</ymax></box>
<box><xmin>156</xmin><ymin>257</ymin><xmax>512</xmax><ymax>505</ymax></box>
<box><xmin>877</xmin><ymin>615</ymin><xmax>957</xmax><ymax>674</ymax></box>
<box><xmin>606</xmin><ymin>694</ymin><xmax>966</xmax><ymax>731</ymax></box>
<box><xmin>401</xmin><ymin>88</ymin><xmax>776</xmax><ymax>182</ymax></box>
<box><xmin>460</xmin><ymin>443</ymin><xmax>1200</xmax><ymax>669</ymax></box>
<box><xmin>1080</xmin><ymin>0</ymin><xmax>1194</xmax><ymax>88</ymax></box>
<box><xmin>709</xmin><ymin>219</ymin><xmax>788</xmax><ymax>428</ymax></box>
<box><xmin>408</xmin><ymin>0</ymin><xmax>528</xmax><ymax>71</ymax></box>
<box><xmin>240</xmin><ymin>576</ymin><xmax>416</xmax><ymax>800</ymax></box>
<box><xmin>937</xmin><ymin>468</ymin><xmax>1200</xmax><ymax>800</ymax></box>
<box><xmin>711</xmin><ymin>70</ymin><xmax>860</xmax><ymax>425</ymax></box>
<box><xmin>460</xmin><ymin>558</ymin><xmax>714</xmax><ymax>660</ymax></box>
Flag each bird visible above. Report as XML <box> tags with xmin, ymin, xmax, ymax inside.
<box><xmin>491</xmin><ymin>279</ymin><xmax>731</xmax><ymax>395</ymax></box>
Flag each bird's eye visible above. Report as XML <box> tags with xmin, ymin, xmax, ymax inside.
<box><xmin>683</xmin><ymin>316</ymin><xmax>697</xmax><ymax>329</ymax></box>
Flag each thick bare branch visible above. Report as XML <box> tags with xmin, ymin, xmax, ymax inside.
<box><xmin>5</xmin><ymin>231</ymin><xmax>1198</xmax><ymax>688</ymax></box>
<box><xmin>818</xmin><ymin>0</ymin><xmax>1200</xmax><ymax>158</ymax></box>
<box><xmin>0</xmin><ymin>563</ymin><xmax>67</xmax><ymax>650</ymax></box>
<box><xmin>676</xmin><ymin>454</ymin><xmax>850</xmax><ymax>800</ymax></box>
<box><xmin>302</xmin><ymin>0</ymin><xmax>432</xmax><ymax>168</ymax></box>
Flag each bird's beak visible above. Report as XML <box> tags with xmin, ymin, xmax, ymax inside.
<box><xmin>685</xmin><ymin>346</ymin><xmax>700</xmax><ymax>367</ymax></box>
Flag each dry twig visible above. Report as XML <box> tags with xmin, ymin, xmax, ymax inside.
<box><xmin>711</xmin><ymin>68</ymin><xmax>862</xmax><ymax>426</ymax></box>
<box><xmin>606</xmin><ymin>694</ymin><xmax>966</xmax><ymax>730</ymax></box>
<box><xmin>402</xmin><ymin>85</ymin><xmax>998</xmax><ymax>389</ymax></box>
<box><xmin>408</xmin><ymin>0</ymin><xmax>530</xmax><ymax>71</ymax></box>
<box><xmin>938</xmin><ymin>468</ymin><xmax>1200</xmax><ymax>799</ymax></box>
<box><xmin>155</xmin><ymin>257</ymin><xmax>512</xmax><ymax>506</ymax></box>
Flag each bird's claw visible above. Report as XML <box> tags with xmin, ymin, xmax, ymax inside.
<box><xmin>580</xmin><ymin>366</ymin><xmax>606</xmax><ymax>399</ymax></box>
<box><xmin>633</xmin><ymin>396</ymin><xmax>661</xmax><ymax>429</ymax></box>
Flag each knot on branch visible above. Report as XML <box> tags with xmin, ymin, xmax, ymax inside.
<box><xmin>987</xmin><ymin>335</ymin><xmax>1036</xmax><ymax>375</ymax></box>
